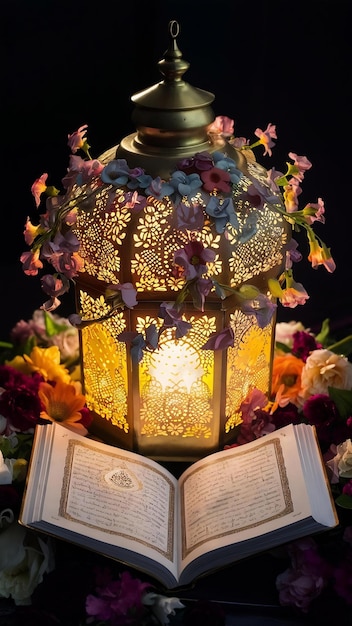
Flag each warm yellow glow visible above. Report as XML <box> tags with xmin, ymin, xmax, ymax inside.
<box><xmin>148</xmin><ymin>340</ymin><xmax>204</xmax><ymax>393</ymax></box>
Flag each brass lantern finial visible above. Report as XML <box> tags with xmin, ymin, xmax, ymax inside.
<box><xmin>157</xmin><ymin>20</ymin><xmax>190</xmax><ymax>81</ymax></box>
<box><xmin>115</xmin><ymin>21</ymin><xmax>216</xmax><ymax>176</ymax></box>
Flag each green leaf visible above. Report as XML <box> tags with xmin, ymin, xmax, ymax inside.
<box><xmin>314</xmin><ymin>318</ymin><xmax>331</xmax><ymax>346</ymax></box>
<box><xmin>274</xmin><ymin>175</ymin><xmax>289</xmax><ymax>187</ymax></box>
<box><xmin>326</xmin><ymin>335</ymin><xmax>352</xmax><ymax>357</ymax></box>
<box><xmin>267</xmin><ymin>278</ymin><xmax>282</xmax><ymax>298</ymax></box>
<box><xmin>275</xmin><ymin>341</ymin><xmax>292</xmax><ymax>354</ymax></box>
<box><xmin>44</xmin><ymin>310</ymin><xmax>68</xmax><ymax>337</ymax></box>
<box><xmin>335</xmin><ymin>493</ymin><xmax>352</xmax><ymax>509</ymax></box>
<box><xmin>0</xmin><ymin>341</ymin><xmax>13</xmax><ymax>349</ymax></box>
<box><xmin>328</xmin><ymin>387</ymin><xmax>352</xmax><ymax>419</ymax></box>
<box><xmin>237</xmin><ymin>285</ymin><xmax>260</xmax><ymax>300</ymax></box>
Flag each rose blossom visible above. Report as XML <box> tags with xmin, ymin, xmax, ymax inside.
<box><xmin>276</xmin><ymin>538</ymin><xmax>330</xmax><ymax>612</ymax></box>
<box><xmin>275</xmin><ymin>321</ymin><xmax>305</xmax><ymax>347</ymax></box>
<box><xmin>292</xmin><ymin>331</ymin><xmax>322</xmax><ymax>362</ymax></box>
<box><xmin>0</xmin><ymin>523</ymin><xmax>54</xmax><ymax>605</ymax></box>
<box><xmin>326</xmin><ymin>439</ymin><xmax>352</xmax><ymax>481</ymax></box>
<box><xmin>299</xmin><ymin>349</ymin><xmax>352</xmax><ymax>402</ymax></box>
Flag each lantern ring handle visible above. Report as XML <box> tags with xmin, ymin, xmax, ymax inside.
<box><xmin>168</xmin><ymin>20</ymin><xmax>180</xmax><ymax>39</ymax></box>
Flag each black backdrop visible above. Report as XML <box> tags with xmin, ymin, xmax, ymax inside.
<box><xmin>2</xmin><ymin>0</ymin><xmax>351</xmax><ymax>337</ymax></box>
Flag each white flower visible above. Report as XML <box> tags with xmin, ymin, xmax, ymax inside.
<box><xmin>48</xmin><ymin>325</ymin><xmax>79</xmax><ymax>362</ymax></box>
<box><xmin>143</xmin><ymin>591</ymin><xmax>185</xmax><ymax>625</ymax></box>
<box><xmin>299</xmin><ymin>349</ymin><xmax>352</xmax><ymax>401</ymax></box>
<box><xmin>0</xmin><ymin>451</ymin><xmax>12</xmax><ymax>485</ymax></box>
<box><xmin>327</xmin><ymin>439</ymin><xmax>352</xmax><ymax>482</ymax></box>
<box><xmin>0</xmin><ymin>508</ymin><xmax>15</xmax><ymax>530</ymax></box>
<box><xmin>0</xmin><ymin>523</ymin><xmax>55</xmax><ymax>605</ymax></box>
<box><xmin>275</xmin><ymin>321</ymin><xmax>305</xmax><ymax>347</ymax></box>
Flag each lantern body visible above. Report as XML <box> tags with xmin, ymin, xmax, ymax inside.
<box><xmin>72</xmin><ymin>148</ymin><xmax>289</xmax><ymax>460</ymax></box>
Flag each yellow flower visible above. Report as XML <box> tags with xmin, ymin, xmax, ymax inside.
<box><xmin>38</xmin><ymin>380</ymin><xmax>89</xmax><ymax>435</ymax></box>
<box><xmin>6</xmin><ymin>346</ymin><xmax>70</xmax><ymax>383</ymax></box>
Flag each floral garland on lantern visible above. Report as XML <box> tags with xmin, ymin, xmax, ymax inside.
<box><xmin>21</xmin><ymin>118</ymin><xmax>335</xmax><ymax>358</ymax></box>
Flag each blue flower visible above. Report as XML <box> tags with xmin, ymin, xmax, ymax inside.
<box><xmin>167</xmin><ymin>171</ymin><xmax>203</xmax><ymax>206</ymax></box>
<box><xmin>101</xmin><ymin>160</ymin><xmax>131</xmax><ymax>186</ymax></box>
<box><xmin>205</xmin><ymin>196</ymin><xmax>239</xmax><ymax>233</ymax></box>
<box><xmin>212</xmin><ymin>151</ymin><xmax>242</xmax><ymax>184</ymax></box>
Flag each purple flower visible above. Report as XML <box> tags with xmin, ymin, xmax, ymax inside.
<box><xmin>173</xmin><ymin>241</ymin><xmax>216</xmax><ymax>280</ymax></box>
<box><xmin>271</xmin><ymin>403</ymin><xmax>301</xmax><ymax>429</ymax></box>
<box><xmin>333</xmin><ymin>547</ymin><xmax>352</xmax><ymax>605</ymax></box>
<box><xmin>40</xmin><ymin>274</ymin><xmax>70</xmax><ymax>298</ymax></box>
<box><xmin>85</xmin><ymin>569</ymin><xmax>151</xmax><ymax>625</ymax></box>
<box><xmin>176</xmin><ymin>202</ymin><xmax>205</xmax><ymax>231</ymax></box>
<box><xmin>158</xmin><ymin>303</ymin><xmax>192</xmax><ymax>339</ymax></box>
<box><xmin>145</xmin><ymin>175</ymin><xmax>174</xmax><ymax>199</ymax></box>
<box><xmin>201</xmin><ymin>327</ymin><xmax>234</xmax><ymax>351</ymax></box>
<box><xmin>118</xmin><ymin>325</ymin><xmax>158</xmax><ymax>364</ymax></box>
<box><xmin>105</xmin><ymin>282</ymin><xmax>138</xmax><ymax>309</ymax></box>
<box><xmin>42</xmin><ymin>231</ymin><xmax>80</xmax><ymax>256</ymax></box>
<box><xmin>241</xmin><ymin>293</ymin><xmax>277</xmax><ymax>328</ymax></box>
<box><xmin>276</xmin><ymin>538</ymin><xmax>330</xmax><ymax>612</ymax></box>
<box><xmin>188</xmin><ymin>277</ymin><xmax>213</xmax><ymax>311</ymax></box>
<box><xmin>176</xmin><ymin>151</ymin><xmax>213</xmax><ymax>175</ymax></box>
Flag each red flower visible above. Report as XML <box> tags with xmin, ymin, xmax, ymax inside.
<box><xmin>0</xmin><ymin>366</ymin><xmax>43</xmax><ymax>433</ymax></box>
<box><xmin>200</xmin><ymin>167</ymin><xmax>231</xmax><ymax>193</ymax></box>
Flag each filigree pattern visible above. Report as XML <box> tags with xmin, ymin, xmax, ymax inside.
<box><xmin>225</xmin><ymin>310</ymin><xmax>273</xmax><ymax>432</ymax></box>
<box><xmin>79</xmin><ymin>292</ymin><xmax>128</xmax><ymax>430</ymax></box>
<box><xmin>138</xmin><ymin>320</ymin><xmax>216</xmax><ymax>439</ymax></box>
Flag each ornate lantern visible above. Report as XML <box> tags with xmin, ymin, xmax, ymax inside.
<box><xmin>71</xmin><ymin>21</ymin><xmax>290</xmax><ymax>460</ymax></box>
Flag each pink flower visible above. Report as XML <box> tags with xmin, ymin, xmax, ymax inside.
<box><xmin>254</xmin><ymin>123</ymin><xmax>277</xmax><ymax>156</ymax></box>
<box><xmin>303</xmin><ymin>197</ymin><xmax>325</xmax><ymax>225</ymax></box>
<box><xmin>20</xmin><ymin>250</ymin><xmax>43</xmax><ymax>276</ymax></box>
<box><xmin>23</xmin><ymin>217</ymin><xmax>41</xmax><ymax>246</ymax></box>
<box><xmin>308</xmin><ymin>238</ymin><xmax>336</xmax><ymax>272</ymax></box>
<box><xmin>287</xmin><ymin>152</ymin><xmax>312</xmax><ymax>181</ymax></box>
<box><xmin>67</xmin><ymin>124</ymin><xmax>88</xmax><ymax>154</ymax></box>
<box><xmin>283</xmin><ymin>179</ymin><xmax>302</xmax><ymax>213</ymax></box>
<box><xmin>31</xmin><ymin>173</ymin><xmax>48</xmax><ymax>208</ymax></box>
<box><xmin>207</xmin><ymin>115</ymin><xmax>234</xmax><ymax>138</ymax></box>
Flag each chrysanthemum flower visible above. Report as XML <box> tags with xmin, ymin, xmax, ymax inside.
<box><xmin>38</xmin><ymin>380</ymin><xmax>91</xmax><ymax>435</ymax></box>
<box><xmin>7</xmin><ymin>346</ymin><xmax>71</xmax><ymax>383</ymax></box>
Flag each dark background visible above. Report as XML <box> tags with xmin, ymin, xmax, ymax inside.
<box><xmin>2</xmin><ymin>0</ymin><xmax>351</xmax><ymax>338</ymax></box>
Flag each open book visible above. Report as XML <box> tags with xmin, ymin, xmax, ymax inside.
<box><xmin>20</xmin><ymin>422</ymin><xmax>338</xmax><ymax>590</ymax></box>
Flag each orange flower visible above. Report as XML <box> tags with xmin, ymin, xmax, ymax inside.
<box><xmin>38</xmin><ymin>379</ymin><xmax>89</xmax><ymax>435</ymax></box>
<box><xmin>271</xmin><ymin>354</ymin><xmax>304</xmax><ymax>407</ymax></box>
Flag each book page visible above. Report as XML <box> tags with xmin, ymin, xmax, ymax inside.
<box><xmin>38</xmin><ymin>425</ymin><xmax>179</xmax><ymax>569</ymax></box>
<box><xmin>179</xmin><ymin>424</ymin><xmax>312</xmax><ymax>568</ymax></box>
